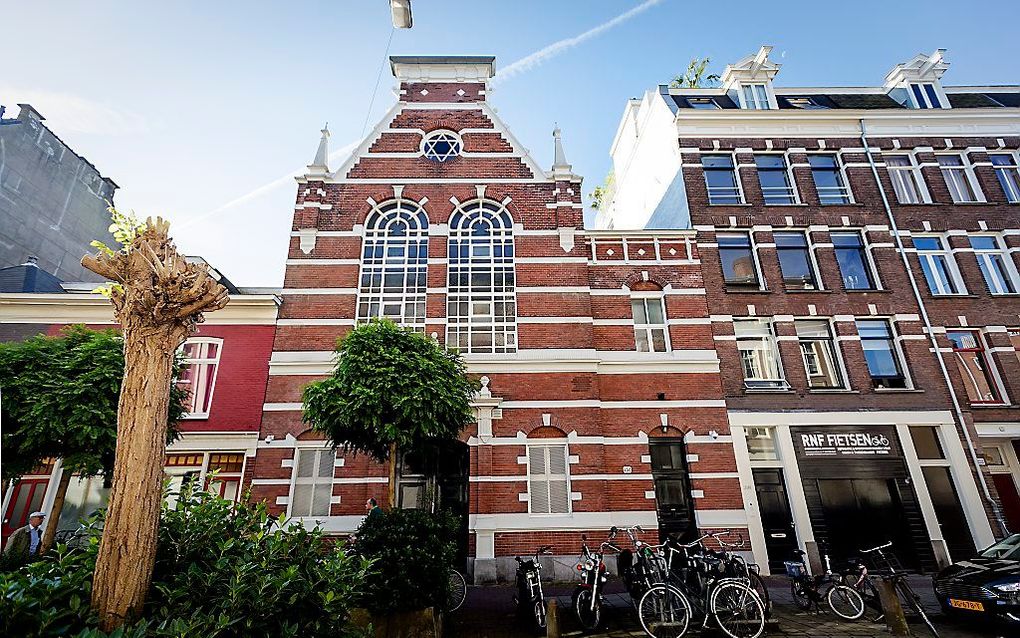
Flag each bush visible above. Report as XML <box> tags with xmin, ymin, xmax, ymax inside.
<box><xmin>352</xmin><ymin>508</ymin><xmax>459</xmax><ymax>614</ymax></box>
<box><xmin>0</xmin><ymin>487</ymin><xmax>372</xmax><ymax>637</ymax></box>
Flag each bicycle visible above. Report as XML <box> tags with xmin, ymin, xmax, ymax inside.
<box><xmin>785</xmin><ymin>549</ymin><xmax>865</xmax><ymax>620</ymax></box>
<box><xmin>447</xmin><ymin>567</ymin><xmax>467</xmax><ymax>612</ymax></box>
<box><xmin>618</xmin><ymin>526</ymin><xmax>693</xmax><ymax>638</ymax></box>
<box><xmin>514</xmin><ymin>544</ymin><xmax>552</xmax><ymax>631</ymax></box>
<box><xmin>655</xmin><ymin>531</ymin><xmax>766</xmax><ymax>638</ymax></box>
<box><xmin>851</xmin><ymin>541</ymin><xmax>938</xmax><ymax>637</ymax></box>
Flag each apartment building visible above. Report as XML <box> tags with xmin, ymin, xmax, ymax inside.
<box><xmin>601</xmin><ymin>46</ymin><xmax>1020</xmax><ymax>572</ymax></box>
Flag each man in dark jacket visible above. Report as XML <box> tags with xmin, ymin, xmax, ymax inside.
<box><xmin>365</xmin><ymin>497</ymin><xmax>383</xmax><ymax>519</ymax></box>
<box><xmin>3</xmin><ymin>511</ymin><xmax>46</xmax><ymax>564</ymax></box>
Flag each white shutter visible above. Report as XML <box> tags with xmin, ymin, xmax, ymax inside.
<box><xmin>529</xmin><ymin>446</ymin><xmax>550</xmax><ymax>513</ymax></box>
<box><xmin>291</xmin><ymin>449</ymin><xmax>335</xmax><ymax>517</ymax></box>
<box><xmin>527</xmin><ymin>445</ymin><xmax>570</xmax><ymax>515</ymax></box>
<box><xmin>547</xmin><ymin>446</ymin><xmax>569</xmax><ymax>513</ymax></box>
<box><xmin>296</xmin><ymin>449</ymin><xmax>316</xmax><ymax>478</ymax></box>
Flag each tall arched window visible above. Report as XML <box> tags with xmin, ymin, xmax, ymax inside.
<box><xmin>357</xmin><ymin>199</ymin><xmax>429</xmax><ymax>327</ymax></box>
<box><xmin>447</xmin><ymin>199</ymin><xmax>517</xmax><ymax>353</ymax></box>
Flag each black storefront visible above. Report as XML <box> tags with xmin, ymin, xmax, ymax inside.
<box><xmin>790</xmin><ymin>426</ymin><xmax>937</xmax><ymax>572</ymax></box>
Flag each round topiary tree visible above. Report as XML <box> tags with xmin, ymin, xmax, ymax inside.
<box><xmin>302</xmin><ymin>319</ymin><xmax>477</xmax><ymax>507</ymax></box>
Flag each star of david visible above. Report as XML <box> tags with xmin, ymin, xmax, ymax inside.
<box><xmin>422</xmin><ymin>131</ymin><xmax>462</xmax><ymax>162</ymax></box>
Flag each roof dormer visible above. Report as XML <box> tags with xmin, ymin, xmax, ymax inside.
<box><xmin>720</xmin><ymin>45</ymin><xmax>781</xmax><ymax>110</ymax></box>
<box><xmin>884</xmin><ymin>49</ymin><xmax>951</xmax><ymax>109</ymax></box>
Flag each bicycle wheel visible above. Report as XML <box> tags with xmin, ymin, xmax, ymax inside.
<box><xmin>790</xmin><ymin>577</ymin><xmax>812</xmax><ymax>611</ymax></box>
<box><xmin>747</xmin><ymin>571</ymin><xmax>771</xmax><ymax>615</ymax></box>
<box><xmin>532</xmin><ymin>599</ymin><xmax>547</xmax><ymax>630</ymax></box>
<box><xmin>638</xmin><ymin>584</ymin><xmax>691</xmax><ymax>638</ymax></box>
<box><xmin>573</xmin><ymin>588</ymin><xmax>602</xmax><ymax>631</ymax></box>
<box><xmin>447</xmin><ymin>568</ymin><xmax>467</xmax><ymax>612</ymax></box>
<box><xmin>825</xmin><ymin>584</ymin><xmax>865</xmax><ymax>621</ymax></box>
<box><xmin>896</xmin><ymin>580</ymin><xmax>939</xmax><ymax>637</ymax></box>
<box><xmin>710</xmin><ymin>581</ymin><xmax>765</xmax><ymax>638</ymax></box>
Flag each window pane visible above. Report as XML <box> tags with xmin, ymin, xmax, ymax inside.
<box><xmin>718</xmin><ymin>233</ymin><xmax>759</xmax><ymax>285</ymax></box>
<box><xmin>991</xmin><ymin>154</ymin><xmax>1020</xmax><ymax>203</ymax></box>
<box><xmin>911</xmin><ymin>427</ymin><xmax>945</xmax><ymax>459</ymax></box>
<box><xmin>646</xmin><ymin>299</ymin><xmax>665</xmax><ymax>324</ymax></box>
<box><xmin>756</xmin><ymin>155</ymin><xmax>796</xmax><ymax>204</ymax></box>
<box><xmin>832</xmin><ymin>233</ymin><xmax>875</xmax><ymax>290</ymax></box>
<box><xmin>745</xmin><ymin>427</ymin><xmax>778</xmax><ymax>461</ymax></box>
<box><xmin>775</xmin><ymin>232</ymin><xmax>816</xmax><ymax>289</ymax></box>
<box><xmin>809</xmin><ymin>155</ymin><xmax>850</xmax><ymax>204</ymax></box>
<box><xmin>631</xmin><ymin>299</ymin><xmax>648</xmax><ymax>324</ymax></box>
<box><xmin>704</xmin><ymin>155</ymin><xmax>741</xmax><ymax>204</ymax></box>
<box><xmin>948</xmin><ymin>331</ymin><xmax>999</xmax><ymax>403</ymax></box>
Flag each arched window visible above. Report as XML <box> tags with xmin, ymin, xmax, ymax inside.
<box><xmin>357</xmin><ymin>199</ymin><xmax>429</xmax><ymax>327</ymax></box>
<box><xmin>447</xmin><ymin>199</ymin><xmax>517</xmax><ymax>353</ymax></box>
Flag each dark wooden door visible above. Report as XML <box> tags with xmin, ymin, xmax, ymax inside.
<box><xmin>649</xmin><ymin>439</ymin><xmax>696</xmax><ymax>541</ymax></box>
<box><xmin>753</xmin><ymin>469</ymin><xmax>798</xmax><ymax>570</ymax></box>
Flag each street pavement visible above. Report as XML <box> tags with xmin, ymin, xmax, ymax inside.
<box><xmin>447</xmin><ymin>576</ymin><xmax>1013</xmax><ymax>638</ymax></box>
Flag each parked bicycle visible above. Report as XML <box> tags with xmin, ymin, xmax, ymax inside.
<box><xmin>849</xmin><ymin>541</ymin><xmax>938</xmax><ymax>637</ymax></box>
<box><xmin>648</xmin><ymin>530</ymin><xmax>766</xmax><ymax>638</ymax></box>
<box><xmin>447</xmin><ymin>568</ymin><xmax>468</xmax><ymax>612</ymax></box>
<box><xmin>785</xmin><ymin>548</ymin><xmax>865</xmax><ymax>620</ymax></box>
<box><xmin>514</xmin><ymin>544</ymin><xmax>552</xmax><ymax>631</ymax></box>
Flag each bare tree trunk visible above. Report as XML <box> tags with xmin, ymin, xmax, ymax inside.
<box><xmin>91</xmin><ymin>326</ymin><xmax>183</xmax><ymax>630</ymax></box>
<box><xmin>82</xmin><ymin>215</ymin><xmax>228</xmax><ymax>631</ymax></box>
<box><xmin>40</xmin><ymin>469</ymin><xmax>71</xmax><ymax>554</ymax></box>
<box><xmin>388</xmin><ymin>441</ymin><xmax>398</xmax><ymax>509</ymax></box>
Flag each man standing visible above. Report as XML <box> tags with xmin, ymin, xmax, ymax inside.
<box><xmin>3</xmin><ymin>511</ymin><xmax>46</xmax><ymax>563</ymax></box>
<box><xmin>365</xmin><ymin>497</ymin><xmax>383</xmax><ymax>519</ymax></box>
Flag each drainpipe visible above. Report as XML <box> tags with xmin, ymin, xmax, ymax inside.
<box><xmin>859</xmin><ymin>119</ymin><xmax>1008</xmax><ymax>537</ymax></box>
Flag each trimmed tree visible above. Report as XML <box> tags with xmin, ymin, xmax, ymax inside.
<box><xmin>302</xmin><ymin>319</ymin><xmax>477</xmax><ymax>508</ymax></box>
<box><xmin>81</xmin><ymin>210</ymin><xmax>228</xmax><ymax>630</ymax></box>
<box><xmin>0</xmin><ymin>326</ymin><xmax>186</xmax><ymax>554</ymax></box>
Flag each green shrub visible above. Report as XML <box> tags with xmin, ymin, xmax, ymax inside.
<box><xmin>0</xmin><ymin>487</ymin><xmax>372</xmax><ymax>637</ymax></box>
<box><xmin>352</xmin><ymin>508</ymin><xmax>458</xmax><ymax>614</ymax></box>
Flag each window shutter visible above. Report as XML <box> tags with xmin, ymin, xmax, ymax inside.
<box><xmin>529</xmin><ymin>447</ymin><xmax>550</xmax><ymax>513</ymax></box>
<box><xmin>296</xmin><ymin>449</ymin><xmax>316</xmax><ymax>478</ymax></box>
<box><xmin>292</xmin><ymin>484</ymin><xmax>312</xmax><ymax>517</ymax></box>
<box><xmin>548</xmin><ymin>446</ymin><xmax>569</xmax><ymax>513</ymax></box>
<box><xmin>316</xmin><ymin>450</ymin><xmax>334</xmax><ymax>478</ymax></box>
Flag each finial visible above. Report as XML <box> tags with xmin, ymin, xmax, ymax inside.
<box><xmin>552</xmin><ymin>124</ymin><xmax>571</xmax><ymax>175</ymax></box>
<box><xmin>307</xmin><ymin>124</ymin><xmax>331</xmax><ymax>177</ymax></box>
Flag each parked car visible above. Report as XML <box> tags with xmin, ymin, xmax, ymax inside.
<box><xmin>933</xmin><ymin>534</ymin><xmax>1020</xmax><ymax>625</ymax></box>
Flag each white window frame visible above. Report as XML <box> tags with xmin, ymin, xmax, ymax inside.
<box><xmin>885</xmin><ymin>153</ymin><xmax>931</xmax><ymax>204</ymax></box>
<box><xmin>755</xmin><ymin>152</ymin><xmax>800</xmax><ymax>205</ymax></box>
<box><xmin>526</xmin><ymin>442</ymin><xmax>572</xmax><ymax>516</ymax></box>
<box><xmin>946</xmin><ymin>329</ymin><xmax>1008</xmax><ymax>406</ymax></box>
<box><xmin>734</xmin><ymin>318</ymin><xmax>788</xmax><ymax>390</ymax></box>
<box><xmin>631</xmin><ymin>293</ymin><xmax>670</xmax><ymax>353</ymax></box>
<box><xmin>913</xmin><ymin>234</ymin><xmax>967</xmax><ymax>296</ymax></box>
<box><xmin>177</xmin><ymin>337</ymin><xmax>223</xmax><ymax>419</ymax></box>
<box><xmin>807</xmin><ymin>153</ymin><xmax>854</xmax><ymax>205</ymax></box>
<box><xmin>795</xmin><ymin>319</ymin><xmax>849</xmax><ymax>390</ymax></box>
<box><xmin>287</xmin><ymin>447</ymin><xmax>336</xmax><ymax>519</ymax></box>
<box><xmin>937</xmin><ymin>153</ymin><xmax>985</xmax><ymax>203</ymax></box>
<box><xmin>356</xmin><ymin>199</ymin><xmax>429</xmax><ymax>329</ymax></box>
<box><xmin>970</xmin><ymin>234</ymin><xmax>1020</xmax><ymax>295</ymax></box>
<box><xmin>718</xmin><ymin>230</ymin><xmax>766</xmax><ymax>290</ymax></box>
<box><xmin>740</xmin><ymin>83</ymin><xmax>772</xmax><ymax>110</ymax></box>
<box><xmin>989</xmin><ymin>151</ymin><xmax>1020</xmax><ymax>204</ymax></box>
<box><xmin>446</xmin><ymin>199</ymin><xmax>518</xmax><ymax>354</ymax></box>
<box><xmin>702</xmin><ymin>152</ymin><xmax>745</xmax><ymax>204</ymax></box>
<box><xmin>831</xmin><ymin>230</ymin><xmax>883</xmax><ymax>291</ymax></box>
<box><xmin>908</xmin><ymin>82</ymin><xmax>945</xmax><ymax>109</ymax></box>
<box><xmin>856</xmin><ymin>319</ymin><xmax>912</xmax><ymax>390</ymax></box>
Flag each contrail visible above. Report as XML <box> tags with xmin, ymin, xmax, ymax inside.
<box><xmin>492</xmin><ymin>0</ymin><xmax>666</xmax><ymax>85</ymax></box>
<box><xmin>177</xmin><ymin>141</ymin><xmax>359</xmax><ymax>229</ymax></box>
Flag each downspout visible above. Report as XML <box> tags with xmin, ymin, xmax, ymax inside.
<box><xmin>859</xmin><ymin>119</ymin><xmax>1008</xmax><ymax>537</ymax></box>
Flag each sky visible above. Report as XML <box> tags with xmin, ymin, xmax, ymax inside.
<box><xmin>2</xmin><ymin>0</ymin><xmax>1018</xmax><ymax>286</ymax></box>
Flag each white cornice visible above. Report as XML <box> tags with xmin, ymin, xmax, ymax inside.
<box><xmin>0</xmin><ymin>293</ymin><xmax>280</xmax><ymax>325</ymax></box>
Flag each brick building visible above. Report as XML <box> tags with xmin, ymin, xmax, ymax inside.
<box><xmin>0</xmin><ymin>264</ymin><xmax>279</xmax><ymax>541</ymax></box>
<box><xmin>248</xmin><ymin>56</ymin><xmax>741</xmax><ymax>583</ymax></box>
<box><xmin>600</xmin><ymin>47</ymin><xmax>1020</xmax><ymax>573</ymax></box>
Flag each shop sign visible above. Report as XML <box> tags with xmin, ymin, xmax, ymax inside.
<box><xmin>794</xmin><ymin>427</ymin><xmax>897</xmax><ymax>458</ymax></box>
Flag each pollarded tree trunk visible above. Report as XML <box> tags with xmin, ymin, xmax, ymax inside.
<box><xmin>82</xmin><ymin>216</ymin><xmax>227</xmax><ymax>630</ymax></box>
<box><xmin>387</xmin><ymin>440</ymin><xmax>398</xmax><ymax>509</ymax></box>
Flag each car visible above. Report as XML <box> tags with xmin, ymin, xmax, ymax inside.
<box><xmin>933</xmin><ymin>533</ymin><xmax>1020</xmax><ymax>625</ymax></box>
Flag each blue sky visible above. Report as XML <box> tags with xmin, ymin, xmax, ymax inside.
<box><xmin>3</xmin><ymin>0</ymin><xmax>1017</xmax><ymax>285</ymax></box>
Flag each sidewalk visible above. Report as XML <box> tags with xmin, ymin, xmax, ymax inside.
<box><xmin>446</xmin><ymin>576</ymin><xmax>1010</xmax><ymax>638</ymax></box>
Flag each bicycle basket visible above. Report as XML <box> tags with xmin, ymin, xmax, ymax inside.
<box><xmin>784</xmin><ymin>561</ymin><xmax>806</xmax><ymax>578</ymax></box>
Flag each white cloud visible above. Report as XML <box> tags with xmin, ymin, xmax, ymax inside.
<box><xmin>492</xmin><ymin>0</ymin><xmax>666</xmax><ymax>85</ymax></box>
<box><xmin>0</xmin><ymin>89</ymin><xmax>149</xmax><ymax>136</ymax></box>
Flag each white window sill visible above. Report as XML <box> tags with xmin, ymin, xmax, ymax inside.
<box><xmin>180</xmin><ymin>413</ymin><xmax>210</xmax><ymax>420</ymax></box>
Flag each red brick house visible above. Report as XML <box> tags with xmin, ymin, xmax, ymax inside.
<box><xmin>0</xmin><ymin>264</ymin><xmax>279</xmax><ymax>540</ymax></box>
<box><xmin>248</xmin><ymin>56</ymin><xmax>740</xmax><ymax>582</ymax></box>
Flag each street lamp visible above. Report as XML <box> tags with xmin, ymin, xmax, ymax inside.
<box><xmin>390</xmin><ymin>0</ymin><xmax>412</xmax><ymax>28</ymax></box>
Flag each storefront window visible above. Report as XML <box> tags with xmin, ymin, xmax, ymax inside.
<box><xmin>947</xmin><ymin>330</ymin><xmax>1001</xmax><ymax>404</ymax></box>
<box><xmin>745</xmin><ymin>427</ymin><xmax>778</xmax><ymax>461</ymax></box>
<box><xmin>910</xmin><ymin>426</ymin><xmax>945</xmax><ymax>460</ymax></box>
